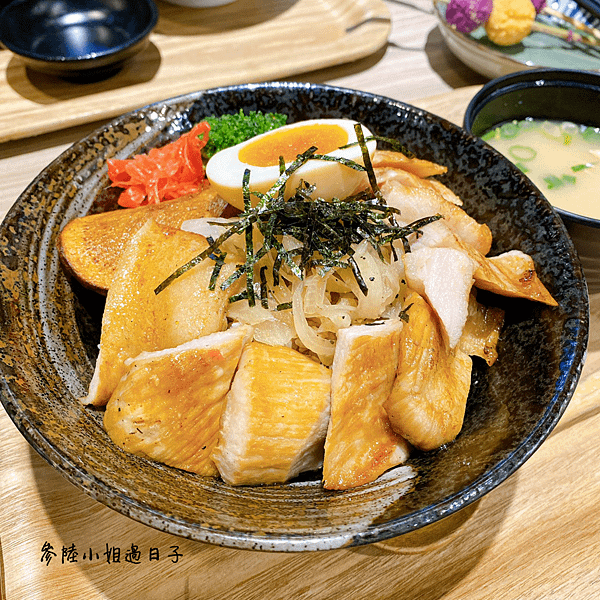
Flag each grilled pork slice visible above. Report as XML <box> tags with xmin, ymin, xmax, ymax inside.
<box><xmin>83</xmin><ymin>219</ymin><xmax>237</xmax><ymax>407</ymax></box>
<box><xmin>459</xmin><ymin>292</ymin><xmax>505</xmax><ymax>366</ymax></box>
<box><xmin>372</xmin><ymin>149</ymin><xmax>463</xmax><ymax>208</ymax></box>
<box><xmin>408</xmin><ymin>219</ymin><xmax>462</xmax><ymax>253</ymax></box>
<box><xmin>372</xmin><ymin>150</ymin><xmax>448</xmax><ymax>178</ymax></box>
<box><xmin>404</xmin><ymin>246</ymin><xmax>478</xmax><ymax>349</ymax></box>
<box><xmin>380</xmin><ymin>178</ymin><xmax>492</xmax><ymax>255</ymax></box>
<box><xmin>104</xmin><ymin>325</ymin><xmax>253</xmax><ymax>475</ymax></box>
<box><xmin>57</xmin><ymin>186</ymin><xmax>227</xmax><ymax>293</ymax></box>
<box><xmin>384</xmin><ymin>292</ymin><xmax>472</xmax><ymax>451</ymax></box>
<box><xmin>470</xmin><ymin>248</ymin><xmax>558</xmax><ymax>306</ymax></box>
<box><xmin>403</xmin><ymin>221</ymin><xmax>557</xmax><ymax>308</ymax></box>
<box><xmin>322</xmin><ymin>320</ymin><xmax>409</xmax><ymax>491</ymax></box>
<box><xmin>212</xmin><ymin>342</ymin><xmax>331</xmax><ymax>486</ymax></box>
<box><xmin>375</xmin><ymin>166</ymin><xmax>464</xmax><ymax>207</ymax></box>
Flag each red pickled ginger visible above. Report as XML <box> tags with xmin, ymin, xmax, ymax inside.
<box><xmin>107</xmin><ymin>122</ymin><xmax>211</xmax><ymax>208</ymax></box>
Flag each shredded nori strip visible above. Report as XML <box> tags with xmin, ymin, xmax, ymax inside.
<box><xmin>340</xmin><ymin>134</ymin><xmax>416</xmax><ymax>159</ymax></box>
<box><xmin>259</xmin><ymin>266</ymin><xmax>269</xmax><ymax>309</ymax></box>
<box><xmin>155</xmin><ymin>125</ymin><xmax>442</xmax><ymax>304</ymax></box>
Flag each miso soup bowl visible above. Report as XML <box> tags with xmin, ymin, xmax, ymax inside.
<box><xmin>464</xmin><ymin>68</ymin><xmax>600</xmax><ymax>294</ymax></box>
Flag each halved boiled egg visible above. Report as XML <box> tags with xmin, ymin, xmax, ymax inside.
<box><xmin>205</xmin><ymin>119</ymin><xmax>377</xmax><ymax>211</ymax></box>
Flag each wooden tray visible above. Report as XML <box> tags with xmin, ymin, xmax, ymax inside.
<box><xmin>0</xmin><ymin>0</ymin><xmax>390</xmax><ymax>143</ymax></box>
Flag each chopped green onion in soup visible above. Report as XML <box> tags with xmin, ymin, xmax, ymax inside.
<box><xmin>482</xmin><ymin>119</ymin><xmax>600</xmax><ymax>220</ymax></box>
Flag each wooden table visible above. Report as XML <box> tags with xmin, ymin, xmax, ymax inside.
<box><xmin>1</xmin><ymin>1</ymin><xmax>599</xmax><ymax>598</ymax></box>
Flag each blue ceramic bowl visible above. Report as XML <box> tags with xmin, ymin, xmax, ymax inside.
<box><xmin>0</xmin><ymin>0</ymin><xmax>158</xmax><ymax>80</ymax></box>
<box><xmin>464</xmin><ymin>68</ymin><xmax>600</xmax><ymax>294</ymax></box>
<box><xmin>0</xmin><ymin>82</ymin><xmax>588</xmax><ymax>551</ymax></box>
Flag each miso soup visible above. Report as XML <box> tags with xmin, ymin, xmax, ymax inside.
<box><xmin>483</xmin><ymin>119</ymin><xmax>600</xmax><ymax>220</ymax></box>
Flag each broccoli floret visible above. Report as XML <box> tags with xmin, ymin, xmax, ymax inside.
<box><xmin>202</xmin><ymin>110</ymin><xmax>288</xmax><ymax>160</ymax></box>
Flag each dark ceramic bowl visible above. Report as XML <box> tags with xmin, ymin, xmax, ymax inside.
<box><xmin>464</xmin><ymin>68</ymin><xmax>600</xmax><ymax>294</ymax></box>
<box><xmin>0</xmin><ymin>0</ymin><xmax>158</xmax><ymax>80</ymax></box>
<box><xmin>0</xmin><ymin>82</ymin><xmax>589</xmax><ymax>551</ymax></box>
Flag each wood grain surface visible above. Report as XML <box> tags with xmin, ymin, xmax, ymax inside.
<box><xmin>0</xmin><ymin>0</ymin><xmax>391</xmax><ymax>143</ymax></box>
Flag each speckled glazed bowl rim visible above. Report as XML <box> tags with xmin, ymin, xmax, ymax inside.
<box><xmin>463</xmin><ymin>68</ymin><xmax>600</xmax><ymax>230</ymax></box>
<box><xmin>0</xmin><ymin>0</ymin><xmax>158</xmax><ymax>64</ymax></box>
<box><xmin>0</xmin><ymin>82</ymin><xmax>589</xmax><ymax>551</ymax></box>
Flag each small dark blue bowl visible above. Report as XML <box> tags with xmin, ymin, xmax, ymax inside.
<box><xmin>464</xmin><ymin>68</ymin><xmax>600</xmax><ymax>294</ymax></box>
<box><xmin>0</xmin><ymin>0</ymin><xmax>158</xmax><ymax>80</ymax></box>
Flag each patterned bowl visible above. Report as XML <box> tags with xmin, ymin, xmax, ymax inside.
<box><xmin>0</xmin><ymin>82</ymin><xmax>589</xmax><ymax>551</ymax></box>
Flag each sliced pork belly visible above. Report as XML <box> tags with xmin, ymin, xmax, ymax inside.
<box><xmin>322</xmin><ymin>320</ymin><xmax>409</xmax><ymax>491</ymax></box>
<box><xmin>380</xmin><ymin>178</ymin><xmax>492</xmax><ymax>255</ymax></box>
<box><xmin>373</xmin><ymin>165</ymin><xmax>463</xmax><ymax>207</ymax></box>
<box><xmin>372</xmin><ymin>150</ymin><xmax>448</xmax><ymax>178</ymax></box>
<box><xmin>403</xmin><ymin>246</ymin><xmax>477</xmax><ymax>349</ymax></box>
<box><xmin>384</xmin><ymin>292</ymin><xmax>472</xmax><ymax>451</ymax></box>
<box><xmin>425</xmin><ymin>178</ymin><xmax>464</xmax><ymax>207</ymax></box>
<box><xmin>104</xmin><ymin>325</ymin><xmax>253</xmax><ymax>476</ymax></box>
<box><xmin>471</xmin><ymin>249</ymin><xmax>558</xmax><ymax>306</ymax></box>
<box><xmin>458</xmin><ymin>292</ymin><xmax>505</xmax><ymax>366</ymax></box>
<box><xmin>83</xmin><ymin>219</ymin><xmax>237</xmax><ymax>407</ymax></box>
<box><xmin>404</xmin><ymin>221</ymin><xmax>556</xmax><ymax>308</ymax></box>
<box><xmin>408</xmin><ymin>219</ymin><xmax>461</xmax><ymax>253</ymax></box>
<box><xmin>212</xmin><ymin>342</ymin><xmax>331</xmax><ymax>486</ymax></box>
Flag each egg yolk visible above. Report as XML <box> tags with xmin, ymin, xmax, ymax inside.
<box><xmin>238</xmin><ymin>124</ymin><xmax>349</xmax><ymax>167</ymax></box>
